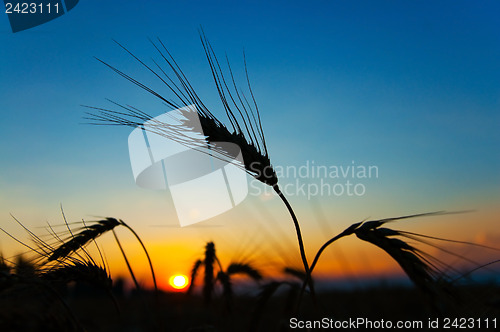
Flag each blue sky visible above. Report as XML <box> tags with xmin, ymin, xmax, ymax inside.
<box><xmin>1</xmin><ymin>1</ymin><xmax>499</xmax><ymax>282</ymax></box>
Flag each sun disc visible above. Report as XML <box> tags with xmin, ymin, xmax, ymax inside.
<box><xmin>169</xmin><ymin>274</ymin><xmax>188</xmax><ymax>290</ymax></box>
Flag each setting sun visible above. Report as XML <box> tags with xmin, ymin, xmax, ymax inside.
<box><xmin>169</xmin><ymin>274</ymin><xmax>189</xmax><ymax>290</ymax></box>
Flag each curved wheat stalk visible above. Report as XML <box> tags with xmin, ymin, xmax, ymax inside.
<box><xmin>84</xmin><ymin>31</ymin><xmax>313</xmax><ymax>298</ymax></box>
<box><xmin>117</xmin><ymin>220</ymin><xmax>157</xmax><ymax>292</ymax></box>
<box><xmin>296</xmin><ymin>211</ymin><xmax>492</xmax><ymax>312</ymax></box>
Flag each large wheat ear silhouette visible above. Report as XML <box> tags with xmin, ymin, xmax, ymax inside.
<box><xmin>85</xmin><ymin>30</ymin><xmax>314</xmax><ymax>295</ymax></box>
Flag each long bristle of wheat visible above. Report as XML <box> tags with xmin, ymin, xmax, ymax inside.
<box><xmin>354</xmin><ymin>226</ymin><xmax>445</xmax><ymax>300</ymax></box>
<box><xmin>85</xmin><ymin>34</ymin><xmax>279</xmax><ymax>187</ymax></box>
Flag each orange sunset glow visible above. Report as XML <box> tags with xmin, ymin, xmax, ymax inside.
<box><xmin>96</xmin><ymin>203</ymin><xmax>499</xmax><ymax>293</ymax></box>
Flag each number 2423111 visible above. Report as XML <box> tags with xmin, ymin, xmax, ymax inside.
<box><xmin>5</xmin><ymin>2</ymin><xmax>60</xmax><ymax>14</ymax></box>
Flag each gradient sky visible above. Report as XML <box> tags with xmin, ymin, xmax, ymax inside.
<box><xmin>1</xmin><ymin>1</ymin><xmax>499</xmax><ymax>290</ymax></box>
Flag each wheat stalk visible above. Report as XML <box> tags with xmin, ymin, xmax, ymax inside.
<box><xmin>84</xmin><ymin>32</ymin><xmax>314</xmax><ymax>298</ymax></box>
<box><xmin>295</xmin><ymin>211</ymin><xmax>465</xmax><ymax>312</ymax></box>
<box><xmin>112</xmin><ymin>229</ymin><xmax>140</xmax><ymax>290</ymax></box>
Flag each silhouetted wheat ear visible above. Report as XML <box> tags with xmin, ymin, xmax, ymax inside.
<box><xmin>293</xmin><ymin>212</ymin><xmax>458</xmax><ymax>312</ymax></box>
<box><xmin>0</xmin><ymin>254</ymin><xmax>9</xmax><ymax>274</ymax></box>
<box><xmin>41</xmin><ymin>258</ymin><xmax>112</xmax><ymax>290</ymax></box>
<box><xmin>309</xmin><ymin>212</ymin><xmax>456</xmax><ymax>305</ymax></box>
<box><xmin>187</xmin><ymin>259</ymin><xmax>202</xmax><ymax>295</ymax></box>
<box><xmin>48</xmin><ymin>218</ymin><xmax>120</xmax><ymax>262</ymax></box>
<box><xmin>355</xmin><ymin>228</ymin><xmax>440</xmax><ymax>294</ymax></box>
<box><xmin>0</xmin><ymin>251</ymin><xmax>87</xmax><ymax>330</ymax></box>
<box><xmin>203</xmin><ymin>241</ymin><xmax>216</xmax><ymax>304</ymax></box>
<box><xmin>14</xmin><ymin>254</ymin><xmax>37</xmax><ymax>277</ymax></box>
<box><xmin>84</xmin><ymin>32</ymin><xmax>315</xmax><ymax>298</ymax></box>
<box><xmin>226</xmin><ymin>262</ymin><xmax>262</xmax><ymax>281</ymax></box>
<box><xmin>0</xmin><ymin>254</ymin><xmax>14</xmax><ymax>292</ymax></box>
<box><xmin>352</xmin><ymin>213</ymin><xmax>451</xmax><ymax>290</ymax></box>
<box><xmin>84</xmin><ymin>31</ymin><xmax>278</xmax><ymax>187</ymax></box>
